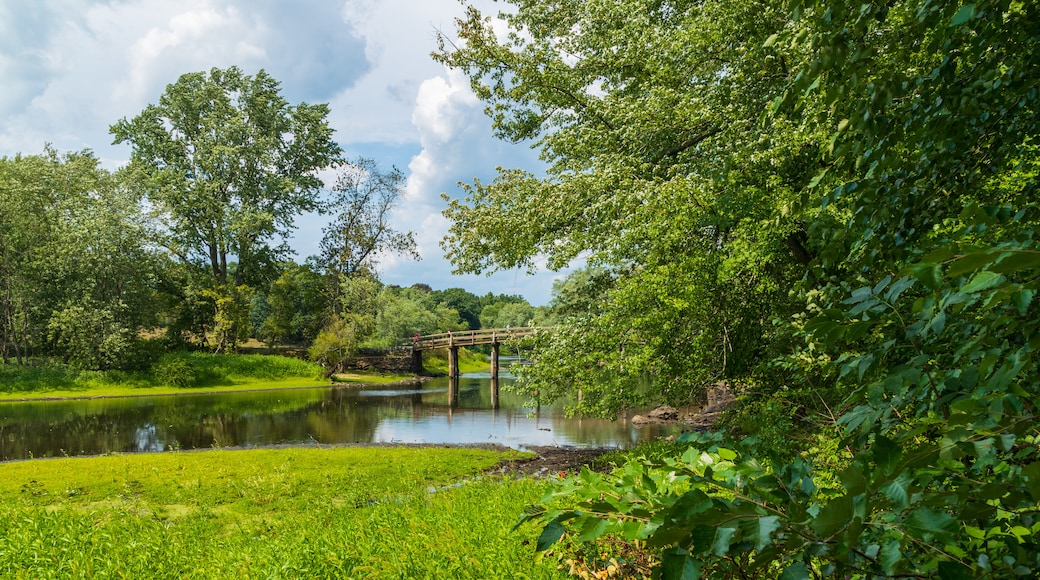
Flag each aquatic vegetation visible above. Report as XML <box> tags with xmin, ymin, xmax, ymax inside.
<box><xmin>0</xmin><ymin>446</ymin><xmax>565</xmax><ymax>578</ymax></box>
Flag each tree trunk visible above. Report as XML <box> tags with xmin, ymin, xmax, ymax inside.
<box><xmin>785</xmin><ymin>230</ymin><xmax>814</xmax><ymax>266</ymax></box>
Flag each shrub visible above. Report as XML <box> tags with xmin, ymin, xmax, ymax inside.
<box><xmin>152</xmin><ymin>355</ymin><xmax>198</xmax><ymax>388</ymax></box>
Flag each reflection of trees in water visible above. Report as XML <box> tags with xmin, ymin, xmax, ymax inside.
<box><xmin>0</xmin><ymin>389</ymin><xmax>381</xmax><ymax>461</ymax></box>
<box><xmin>0</xmin><ymin>412</ymin><xmax>141</xmax><ymax>460</ymax></box>
<box><xmin>0</xmin><ymin>380</ymin><xmax>676</xmax><ymax>461</ymax></box>
<box><xmin>550</xmin><ymin>414</ymin><xmax>682</xmax><ymax>447</ymax></box>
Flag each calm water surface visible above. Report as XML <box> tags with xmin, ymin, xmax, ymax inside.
<box><xmin>0</xmin><ymin>374</ymin><xmax>678</xmax><ymax>461</ymax></box>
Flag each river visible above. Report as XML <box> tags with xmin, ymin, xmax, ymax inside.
<box><xmin>0</xmin><ymin>374</ymin><xmax>679</xmax><ymax>461</ymax></box>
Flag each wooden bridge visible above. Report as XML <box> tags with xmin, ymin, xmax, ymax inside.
<box><xmin>409</xmin><ymin>327</ymin><xmax>544</xmax><ymax>379</ymax></box>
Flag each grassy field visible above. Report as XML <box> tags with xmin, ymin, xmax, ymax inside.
<box><xmin>0</xmin><ymin>353</ymin><xmax>410</xmax><ymax>401</ymax></box>
<box><xmin>0</xmin><ymin>349</ymin><xmax>491</xmax><ymax>401</ymax></box>
<box><xmin>0</xmin><ymin>446</ymin><xmax>565</xmax><ymax>579</ymax></box>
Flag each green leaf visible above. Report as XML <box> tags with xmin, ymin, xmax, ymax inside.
<box><xmin>990</xmin><ymin>250</ymin><xmax>1040</xmax><ymax>275</ymax></box>
<box><xmin>880</xmin><ymin>540</ymin><xmax>903</xmax><ymax>575</ymax></box>
<box><xmin>808</xmin><ymin>167</ymin><xmax>829</xmax><ymax>189</ymax></box>
<box><xmin>576</xmin><ymin>517</ymin><xmax>608</xmax><ymax>543</ymax></box>
<box><xmin>872</xmin><ymin>435</ymin><xmax>901</xmax><ymax>474</ymax></box>
<box><xmin>961</xmin><ymin>270</ymin><xmax>1004</xmax><ymax>293</ymax></box>
<box><xmin>884</xmin><ymin>276</ymin><xmax>915</xmax><ymax>302</ymax></box>
<box><xmin>879</xmin><ymin>471</ymin><xmax>912</xmax><ymax>510</ymax></box>
<box><xmin>937</xmin><ymin>560</ymin><xmax>974</xmax><ymax>580</ymax></box>
<box><xmin>949</xmin><ymin>4</ymin><xmax>976</xmax><ymax>27</ymax></box>
<box><xmin>512</xmin><ymin>504</ymin><xmax>546</xmax><ymax>532</ymax></box>
<box><xmin>906</xmin><ymin>507</ymin><xmax>958</xmax><ymax>542</ymax></box>
<box><xmin>536</xmin><ymin>518</ymin><xmax>566</xmax><ymax>551</ymax></box>
<box><xmin>779</xmin><ymin>561</ymin><xmax>809</xmax><ymax>580</ymax></box>
<box><xmin>1012</xmin><ymin>289</ymin><xmax>1034</xmax><ymax>315</ymax></box>
<box><xmin>661</xmin><ymin>548</ymin><xmax>701</xmax><ymax>580</ymax></box>
<box><xmin>811</xmin><ymin>494</ymin><xmax>853</xmax><ymax>537</ymax></box>
<box><xmin>947</xmin><ymin>252</ymin><xmax>998</xmax><ymax>277</ymax></box>
<box><xmin>1022</xmin><ymin>462</ymin><xmax>1040</xmax><ymax>501</ymax></box>
<box><xmin>906</xmin><ymin>264</ymin><xmax>948</xmax><ymax>291</ymax></box>
<box><xmin>743</xmin><ymin>515</ymin><xmax>781</xmax><ymax>550</ymax></box>
<box><xmin>713</xmin><ymin>526</ymin><xmax>737</xmax><ymax>556</ymax></box>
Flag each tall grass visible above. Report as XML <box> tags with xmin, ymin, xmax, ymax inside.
<box><xmin>0</xmin><ymin>446</ymin><xmax>565</xmax><ymax>578</ymax></box>
<box><xmin>159</xmin><ymin>351</ymin><xmax>325</xmax><ymax>384</ymax></box>
<box><xmin>0</xmin><ymin>352</ymin><xmax>326</xmax><ymax>399</ymax></box>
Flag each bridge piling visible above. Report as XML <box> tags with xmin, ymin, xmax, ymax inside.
<box><xmin>411</xmin><ymin>349</ymin><xmax>423</xmax><ymax>374</ymax></box>
<box><xmin>490</xmin><ymin>342</ymin><xmax>499</xmax><ymax>379</ymax></box>
<box><xmin>448</xmin><ymin>346</ymin><xmax>460</xmax><ymax>377</ymax></box>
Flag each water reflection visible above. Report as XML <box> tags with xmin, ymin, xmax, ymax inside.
<box><xmin>0</xmin><ymin>375</ymin><xmax>680</xmax><ymax>461</ymax></box>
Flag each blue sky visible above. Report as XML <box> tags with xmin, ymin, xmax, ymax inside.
<box><xmin>0</xmin><ymin>0</ymin><xmax>571</xmax><ymax>305</ymax></box>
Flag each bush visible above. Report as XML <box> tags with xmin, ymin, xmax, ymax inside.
<box><xmin>152</xmin><ymin>355</ymin><xmax>198</xmax><ymax>388</ymax></box>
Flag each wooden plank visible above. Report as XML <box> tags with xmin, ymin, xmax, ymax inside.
<box><xmin>411</xmin><ymin>326</ymin><xmax>545</xmax><ymax>351</ymax></box>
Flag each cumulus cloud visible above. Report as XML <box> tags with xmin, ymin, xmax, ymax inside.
<box><xmin>0</xmin><ymin>0</ymin><xmax>366</xmax><ymax>164</ymax></box>
<box><xmin>372</xmin><ymin>64</ymin><xmax>558</xmax><ymax>303</ymax></box>
<box><xmin>0</xmin><ymin>0</ymin><xmax>562</xmax><ymax>305</ymax></box>
<box><xmin>330</xmin><ymin>0</ymin><xmax>464</xmax><ymax>145</ymax></box>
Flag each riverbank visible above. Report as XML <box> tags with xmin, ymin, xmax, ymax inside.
<box><xmin>0</xmin><ymin>355</ymin><xmax>416</xmax><ymax>402</ymax></box>
<box><xmin>0</xmin><ymin>445</ymin><xmax>566</xmax><ymax>578</ymax></box>
<box><xmin>0</xmin><ymin>349</ymin><xmax>489</xmax><ymax>402</ymax></box>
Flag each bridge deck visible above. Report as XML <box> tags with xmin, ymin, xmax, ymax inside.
<box><xmin>411</xmin><ymin>327</ymin><xmax>542</xmax><ymax>351</ymax></box>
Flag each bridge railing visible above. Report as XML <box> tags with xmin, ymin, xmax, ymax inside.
<box><xmin>411</xmin><ymin>326</ymin><xmax>544</xmax><ymax>351</ymax></box>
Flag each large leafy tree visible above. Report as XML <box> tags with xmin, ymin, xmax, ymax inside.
<box><xmin>496</xmin><ymin>0</ymin><xmax>1040</xmax><ymax>577</ymax></box>
<box><xmin>429</xmin><ymin>287</ymin><xmax>483</xmax><ymax>330</ymax></box>
<box><xmin>435</xmin><ymin>0</ymin><xmax>827</xmax><ymax>414</ymax></box>
<box><xmin>0</xmin><ymin>149</ymin><xmax>163</xmax><ymax>368</ymax></box>
<box><xmin>111</xmin><ymin>66</ymin><xmax>342</xmax><ymax>288</ymax></box>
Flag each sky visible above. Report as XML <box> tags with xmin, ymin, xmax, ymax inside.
<box><xmin>0</xmin><ymin>0</ymin><xmax>570</xmax><ymax>305</ymax></box>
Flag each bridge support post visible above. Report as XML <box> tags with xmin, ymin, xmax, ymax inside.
<box><xmin>411</xmin><ymin>349</ymin><xmax>423</xmax><ymax>374</ymax></box>
<box><xmin>490</xmin><ymin>342</ymin><xmax>499</xmax><ymax>379</ymax></box>
<box><xmin>448</xmin><ymin>346</ymin><xmax>460</xmax><ymax>378</ymax></box>
<box><xmin>490</xmin><ymin>377</ymin><xmax>499</xmax><ymax>409</ymax></box>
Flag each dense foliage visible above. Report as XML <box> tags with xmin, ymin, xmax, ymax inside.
<box><xmin>1</xmin><ymin>66</ymin><xmax>540</xmax><ymax>374</ymax></box>
<box><xmin>436</xmin><ymin>0</ymin><xmax>824</xmax><ymax>416</ymax></box>
<box><xmin>0</xmin><ymin>150</ymin><xmax>162</xmax><ymax>369</ymax></box>
<box><xmin>438</xmin><ymin>0</ymin><xmax>1040</xmax><ymax>576</ymax></box>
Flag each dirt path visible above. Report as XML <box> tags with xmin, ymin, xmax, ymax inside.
<box><xmin>496</xmin><ymin>445</ymin><xmax>615</xmax><ymax>477</ymax></box>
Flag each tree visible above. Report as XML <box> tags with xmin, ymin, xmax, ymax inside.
<box><xmin>497</xmin><ymin>0</ymin><xmax>1040</xmax><ymax>577</ymax></box>
<box><xmin>0</xmin><ymin>154</ymin><xmax>51</xmax><ymax>363</ymax></box>
<box><xmin>430</xmin><ymin>287</ymin><xmax>482</xmax><ymax>329</ymax></box>
<box><xmin>0</xmin><ymin>149</ymin><xmax>163</xmax><ymax>369</ymax></box>
<box><xmin>256</xmin><ymin>261</ymin><xmax>328</xmax><ymax>346</ymax></box>
<box><xmin>544</xmin><ymin>266</ymin><xmax>614</xmax><ymax>323</ymax></box>
<box><xmin>111</xmin><ymin>66</ymin><xmax>342</xmax><ymax>288</ymax></box>
<box><xmin>310</xmin><ymin>274</ymin><xmax>379</xmax><ymax>373</ymax></box>
<box><xmin>319</xmin><ymin>158</ymin><xmax>419</xmax><ymax>292</ymax></box>
<box><xmin>371</xmin><ymin>286</ymin><xmax>466</xmax><ymax>347</ymax></box>
<box><xmin>435</xmin><ymin>0</ymin><xmax>824</xmax><ymax>415</ymax></box>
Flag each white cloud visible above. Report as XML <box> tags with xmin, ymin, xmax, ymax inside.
<box><xmin>369</xmin><ymin>62</ymin><xmax>560</xmax><ymax>304</ymax></box>
<box><xmin>0</xmin><ymin>0</ymin><xmax>562</xmax><ymax>305</ymax></box>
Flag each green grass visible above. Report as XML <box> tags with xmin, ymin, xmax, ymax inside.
<box><xmin>0</xmin><ymin>446</ymin><xmax>565</xmax><ymax>578</ymax></box>
<box><xmin>422</xmin><ymin>347</ymin><xmax>490</xmax><ymax>375</ymax></box>
<box><xmin>0</xmin><ymin>353</ymin><xmax>425</xmax><ymax>401</ymax></box>
<box><xmin>331</xmin><ymin>369</ymin><xmax>420</xmax><ymax>384</ymax></box>
<box><xmin>0</xmin><ymin>353</ymin><xmax>336</xmax><ymax>401</ymax></box>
